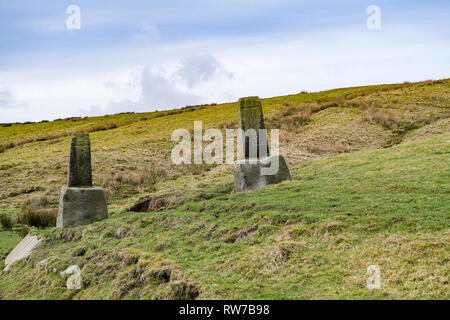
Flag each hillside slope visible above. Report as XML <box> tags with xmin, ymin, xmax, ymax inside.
<box><xmin>0</xmin><ymin>79</ymin><xmax>449</xmax><ymax>299</ymax></box>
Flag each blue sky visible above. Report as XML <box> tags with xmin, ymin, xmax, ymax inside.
<box><xmin>0</xmin><ymin>0</ymin><xmax>449</xmax><ymax>122</ymax></box>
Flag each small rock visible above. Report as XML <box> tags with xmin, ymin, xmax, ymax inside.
<box><xmin>35</xmin><ymin>258</ymin><xmax>48</xmax><ymax>268</ymax></box>
<box><xmin>60</xmin><ymin>265</ymin><xmax>82</xmax><ymax>290</ymax></box>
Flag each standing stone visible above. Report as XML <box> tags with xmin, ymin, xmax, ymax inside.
<box><xmin>233</xmin><ymin>97</ymin><xmax>291</xmax><ymax>192</ymax></box>
<box><xmin>238</xmin><ymin>97</ymin><xmax>268</xmax><ymax>158</ymax></box>
<box><xmin>57</xmin><ymin>132</ymin><xmax>108</xmax><ymax>228</ymax></box>
<box><xmin>68</xmin><ymin>133</ymin><xmax>92</xmax><ymax>187</ymax></box>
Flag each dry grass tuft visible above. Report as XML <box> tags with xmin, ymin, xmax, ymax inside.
<box><xmin>170</xmin><ymin>280</ymin><xmax>200</xmax><ymax>300</ymax></box>
<box><xmin>306</xmin><ymin>143</ymin><xmax>352</xmax><ymax>155</ymax></box>
<box><xmin>57</xmin><ymin>229</ymin><xmax>81</xmax><ymax>242</ymax></box>
<box><xmin>115</xmin><ymin>227</ymin><xmax>130</xmax><ymax>239</ymax></box>
<box><xmin>19</xmin><ymin>195</ymin><xmax>57</xmax><ymax>228</ymax></box>
<box><xmin>98</xmin><ymin>167</ymin><xmax>167</xmax><ymax>188</ymax></box>
<box><xmin>19</xmin><ymin>208</ymin><xmax>57</xmax><ymax>228</ymax></box>
<box><xmin>219</xmin><ymin>120</ymin><xmax>238</xmax><ymax>129</ymax></box>
<box><xmin>268</xmin><ymin>97</ymin><xmax>347</xmax><ymax>132</ymax></box>
<box><xmin>363</xmin><ymin>107</ymin><xmax>399</xmax><ymax>130</ymax></box>
<box><xmin>0</xmin><ymin>214</ymin><xmax>14</xmax><ymax>230</ymax></box>
<box><xmin>129</xmin><ymin>195</ymin><xmax>169</xmax><ymax>212</ymax></box>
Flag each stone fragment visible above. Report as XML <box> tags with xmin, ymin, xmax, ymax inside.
<box><xmin>35</xmin><ymin>258</ymin><xmax>48</xmax><ymax>268</ymax></box>
<box><xmin>4</xmin><ymin>234</ymin><xmax>43</xmax><ymax>271</ymax></box>
<box><xmin>60</xmin><ymin>265</ymin><xmax>81</xmax><ymax>290</ymax></box>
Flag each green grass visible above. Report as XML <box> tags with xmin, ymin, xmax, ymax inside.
<box><xmin>0</xmin><ymin>79</ymin><xmax>449</xmax><ymax>299</ymax></box>
<box><xmin>0</xmin><ymin>132</ymin><xmax>448</xmax><ymax>299</ymax></box>
<box><xmin>0</xmin><ymin>231</ymin><xmax>21</xmax><ymax>268</ymax></box>
<box><xmin>0</xmin><ymin>79</ymin><xmax>449</xmax><ymax>210</ymax></box>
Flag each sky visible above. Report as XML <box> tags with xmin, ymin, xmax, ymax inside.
<box><xmin>0</xmin><ymin>0</ymin><xmax>449</xmax><ymax>123</ymax></box>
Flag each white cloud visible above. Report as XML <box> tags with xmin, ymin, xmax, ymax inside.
<box><xmin>1</xmin><ymin>24</ymin><xmax>449</xmax><ymax>122</ymax></box>
<box><xmin>140</xmin><ymin>67</ymin><xmax>201</xmax><ymax>108</ymax></box>
<box><xmin>89</xmin><ymin>54</ymin><xmax>234</xmax><ymax>115</ymax></box>
<box><xmin>0</xmin><ymin>87</ymin><xmax>29</xmax><ymax>123</ymax></box>
<box><xmin>132</xmin><ymin>22</ymin><xmax>160</xmax><ymax>44</ymax></box>
<box><xmin>0</xmin><ymin>87</ymin><xmax>14</xmax><ymax>108</ymax></box>
<box><xmin>174</xmin><ymin>54</ymin><xmax>233</xmax><ymax>88</ymax></box>
<box><xmin>85</xmin><ymin>66</ymin><xmax>203</xmax><ymax>116</ymax></box>
<box><xmin>0</xmin><ymin>87</ymin><xmax>26</xmax><ymax>110</ymax></box>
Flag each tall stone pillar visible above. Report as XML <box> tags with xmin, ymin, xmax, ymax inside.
<box><xmin>238</xmin><ymin>96</ymin><xmax>268</xmax><ymax>158</ymax></box>
<box><xmin>68</xmin><ymin>132</ymin><xmax>92</xmax><ymax>187</ymax></box>
<box><xmin>233</xmin><ymin>97</ymin><xmax>291</xmax><ymax>192</ymax></box>
<box><xmin>57</xmin><ymin>133</ymin><xmax>108</xmax><ymax>228</ymax></box>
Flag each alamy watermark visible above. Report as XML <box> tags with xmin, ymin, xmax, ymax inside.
<box><xmin>66</xmin><ymin>5</ymin><xmax>81</xmax><ymax>30</ymax></box>
<box><xmin>63</xmin><ymin>5</ymin><xmax>380</xmax><ymax>32</ymax></box>
<box><xmin>171</xmin><ymin>121</ymin><xmax>280</xmax><ymax>175</ymax></box>
<box><xmin>366</xmin><ymin>5</ymin><xmax>381</xmax><ymax>30</ymax></box>
<box><xmin>366</xmin><ymin>265</ymin><xmax>381</xmax><ymax>289</ymax></box>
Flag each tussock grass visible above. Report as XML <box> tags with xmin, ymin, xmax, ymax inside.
<box><xmin>1</xmin><ymin>79</ymin><xmax>448</xmax><ymax>208</ymax></box>
<box><xmin>0</xmin><ymin>214</ymin><xmax>13</xmax><ymax>230</ymax></box>
<box><xmin>18</xmin><ymin>209</ymin><xmax>57</xmax><ymax>229</ymax></box>
<box><xmin>18</xmin><ymin>195</ymin><xmax>57</xmax><ymax>228</ymax></box>
<box><xmin>0</xmin><ymin>131</ymin><xmax>448</xmax><ymax>299</ymax></box>
<box><xmin>306</xmin><ymin>142</ymin><xmax>352</xmax><ymax>155</ymax></box>
<box><xmin>0</xmin><ymin>79</ymin><xmax>448</xmax><ymax>299</ymax></box>
<box><xmin>363</xmin><ymin>107</ymin><xmax>400</xmax><ymax>129</ymax></box>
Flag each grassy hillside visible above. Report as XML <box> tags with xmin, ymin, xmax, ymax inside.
<box><xmin>0</xmin><ymin>79</ymin><xmax>449</xmax><ymax>299</ymax></box>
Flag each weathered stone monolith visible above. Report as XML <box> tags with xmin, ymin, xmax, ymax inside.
<box><xmin>68</xmin><ymin>132</ymin><xmax>92</xmax><ymax>187</ymax></box>
<box><xmin>57</xmin><ymin>132</ymin><xmax>108</xmax><ymax>228</ymax></box>
<box><xmin>233</xmin><ymin>97</ymin><xmax>291</xmax><ymax>192</ymax></box>
<box><xmin>238</xmin><ymin>96</ymin><xmax>268</xmax><ymax>158</ymax></box>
